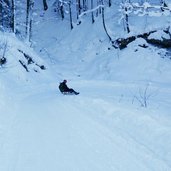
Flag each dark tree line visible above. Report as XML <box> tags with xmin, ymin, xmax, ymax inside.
<box><xmin>53</xmin><ymin>0</ymin><xmax>111</xmax><ymax>29</ymax></box>
<box><xmin>0</xmin><ymin>0</ymin><xmax>169</xmax><ymax>44</ymax></box>
<box><xmin>0</xmin><ymin>0</ymin><xmax>14</xmax><ymax>31</ymax></box>
<box><xmin>0</xmin><ymin>0</ymin><xmax>48</xmax><ymax>41</ymax></box>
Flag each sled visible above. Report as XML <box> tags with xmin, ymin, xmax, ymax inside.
<box><xmin>61</xmin><ymin>92</ymin><xmax>79</xmax><ymax>95</ymax></box>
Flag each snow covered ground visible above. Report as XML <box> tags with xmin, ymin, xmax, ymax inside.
<box><xmin>0</xmin><ymin>77</ymin><xmax>171</xmax><ymax>170</ymax></box>
<box><xmin>0</xmin><ymin>1</ymin><xmax>171</xmax><ymax>171</ymax></box>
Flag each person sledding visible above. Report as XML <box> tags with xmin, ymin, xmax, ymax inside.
<box><xmin>59</xmin><ymin>80</ymin><xmax>79</xmax><ymax>95</ymax></box>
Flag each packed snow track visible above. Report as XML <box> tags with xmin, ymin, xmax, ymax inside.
<box><xmin>0</xmin><ymin>81</ymin><xmax>171</xmax><ymax>171</ymax></box>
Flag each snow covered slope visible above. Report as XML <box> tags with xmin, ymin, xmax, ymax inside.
<box><xmin>0</xmin><ymin>71</ymin><xmax>171</xmax><ymax>171</ymax></box>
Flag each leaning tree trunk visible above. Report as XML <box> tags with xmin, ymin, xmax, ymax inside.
<box><xmin>102</xmin><ymin>4</ymin><xmax>112</xmax><ymax>42</ymax></box>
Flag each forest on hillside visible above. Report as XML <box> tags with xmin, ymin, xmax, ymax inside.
<box><xmin>0</xmin><ymin>0</ymin><xmax>171</xmax><ymax>67</ymax></box>
<box><xmin>0</xmin><ymin>0</ymin><xmax>170</xmax><ymax>38</ymax></box>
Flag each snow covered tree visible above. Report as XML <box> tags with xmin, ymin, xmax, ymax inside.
<box><xmin>102</xmin><ymin>0</ymin><xmax>112</xmax><ymax>42</ymax></box>
<box><xmin>82</xmin><ymin>0</ymin><xmax>87</xmax><ymax>11</ymax></box>
<box><xmin>160</xmin><ymin>0</ymin><xmax>168</xmax><ymax>11</ymax></box>
<box><xmin>120</xmin><ymin>1</ymin><xmax>131</xmax><ymax>33</ymax></box>
<box><xmin>53</xmin><ymin>0</ymin><xmax>65</xmax><ymax>20</ymax></box>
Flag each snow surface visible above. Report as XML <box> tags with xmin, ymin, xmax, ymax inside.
<box><xmin>0</xmin><ymin>1</ymin><xmax>171</xmax><ymax>171</ymax></box>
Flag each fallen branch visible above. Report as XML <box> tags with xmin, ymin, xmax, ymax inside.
<box><xmin>18</xmin><ymin>49</ymin><xmax>46</xmax><ymax>70</ymax></box>
<box><xmin>114</xmin><ymin>29</ymin><xmax>171</xmax><ymax>49</ymax></box>
<box><xmin>19</xmin><ymin>60</ymin><xmax>29</xmax><ymax>72</ymax></box>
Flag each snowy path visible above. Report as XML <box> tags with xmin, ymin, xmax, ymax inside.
<box><xmin>0</xmin><ymin>81</ymin><xmax>171</xmax><ymax>171</ymax></box>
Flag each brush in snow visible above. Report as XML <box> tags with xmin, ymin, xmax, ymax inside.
<box><xmin>61</xmin><ymin>92</ymin><xmax>80</xmax><ymax>95</ymax></box>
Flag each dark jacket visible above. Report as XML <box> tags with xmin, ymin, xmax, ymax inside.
<box><xmin>59</xmin><ymin>82</ymin><xmax>70</xmax><ymax>92</ymax></box>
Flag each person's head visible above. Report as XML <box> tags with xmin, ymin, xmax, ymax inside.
<box><xmin>63</xmin><ymin>79</ymin><xmax>67</xmax><ymax>83</ymax></box>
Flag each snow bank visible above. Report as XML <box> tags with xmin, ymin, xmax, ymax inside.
<box><xmin>0</xmin><ymin>32</ymin><xmax>56</xmax><ymax>95</ymax></box>
<box><xmin>148</xmin><ymin>30</ymin><xmax>170</xmax><ymax>40</ymax></box>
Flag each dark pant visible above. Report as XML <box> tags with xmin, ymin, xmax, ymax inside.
<box><xmin>68</xmin><ymin>88</ymin><xmax>77</xmax><ymax>94</ymax></box>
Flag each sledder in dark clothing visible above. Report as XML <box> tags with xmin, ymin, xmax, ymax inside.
<box><xmin>59</xmin><ymin>80</ymin><xmax>79</xmax><ymax>95</ymax></box>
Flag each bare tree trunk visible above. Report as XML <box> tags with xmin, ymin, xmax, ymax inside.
<box><xmin>76</xmin><ymin>0</ymin><xmax>81</xmax><ymax>19</ymax></box>
<box><xmin>91</xmin><ymin>0</ymin><xmax>95</xmax><ymax>23</ymax></box>
<box><xmin>60</xmin><ymin>2</ymin><xmax>64</xmax><ymax>20</ymax></box>
<box><xmin>29</xmin><ymin>0</ymin><xmax>34</xmax><ymax>42</ymax></box>
<box><xmin>82</xmin><ymin>0</ymin><xmax>86</xmax><ymax>11</ymax></box>
<box><xmin>78</xmin><ymin>0</ymin><xmax>81</xmax><ymax>15</ymax></box>
<box><xmin>109</xmin><ymin>0</ymin><xmax>111</xmax><ymax>7</ymax></box>
<box><xmin>43</xmin><ymin>0</ymin><xmax>48</xmax><ymax>11</ymax></box>
<box><xmin>98</xmin><ymin>0</ymin><xmax>102</xmax><ymax>14</ymax></box>
<box><xmin>102</xmin><ymin>5</ymin><xmax>112</xmax><ymax>42</ymax></box>
<box><xmin>96</xmin><ymin>0</ymin><xmax>98</xmax><ymax>17</ymax></box>
<box><xmin>0</xmin><ymin>1</ymin><xmax>3</xmax><ymax>28</ymax></box>
<box><xmin>26</xmin><ymin>0</ymin><xmax>34</xmax><ymax>41</ymax></box>
<box><xmin>69</xmin><ymin>1</ymin><xmax>73</xmax><ymax>30</ymax></box>
<box><xmin>11</xmin><ymin>0</ymin><xmax>15</xmax><ymax>33</ymax></box>
<box><xmin>125</xmin><ymin>7</ymin><xmax>130</xmax><ymax>33</ymax></box>
<box><xmin>26</xmin><ymin>0</ymin><xmax>30</xmax><ymax>36</ymax></box>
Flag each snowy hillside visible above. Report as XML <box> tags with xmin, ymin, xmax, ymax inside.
<box><xmin>0</xmin><ymin>1</ymin><xmax>171</xmax><ymax>171</ymax></box>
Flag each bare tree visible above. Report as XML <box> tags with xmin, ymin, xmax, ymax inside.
<box><xmin>82</xmin><ymin>0</ymin><xmax>86</xmax><ymax>11</ymax></box>
<box><xmin>124</xmin><ymin>6</ymin><xmax>130</xmax><ymax>33</ymax></box>
<box><xmin>0</xmin><ymin>1</ymin><xmax>3</xmax><ymax>29</ymax></box>
<box><xmin>0</xmin><ymin>0</ymin><xmax>14</xmax><ymax>32</ymax></box>
<box><xmin>91</xmin><ymin>0</ymin><xmax>95</xmax><ymax>23</ymax></box>
<box><xmin>26</xmin><ymin>0</ymin><xmax>34</xmax><ymax>41</ymax></box>
<box><xmin>60</xmin><ymin>1</ymin><xmax>64</xmax><ymax>20</ymax></box>
<box><xmin>68</xmin><ymin>1</ymin><xmax>73</xmax><ymax>29</ymax></box>
<box><xmin>160</xmin><ymin>0</ymin><xmax>168</xmax><ymax>11</ymax></box>
<box><xmin>26</xmin><ymin>0</ymin><xmax>30</xmax><ymax>35</ymax></box>
<box><xmin>11</xmin><ymin>0</ymin><xmax>15</xmax><ymax>33</ymax></box>
<box><xmin>108</xmin><ymin>0</ymin><xmax>111</xmax><ymax>7</ymax></box>
<box><xmin>43</xmin><ymin>0</ymin><xmax>48</xmax><ymax>11</ymax></box>
<box><xmin>77</xmin><ymin>0</ymin><xmax>81</xmax><ymax>19</ymax></box>
<box><xmin>101</xmin><ymin>1</ymin><xmax>112</xmax><ymax>42</ymax></box>
<box><xmin>132</xmin><ymin>84</ymin><xmax>155</xmax><ymax>108</ymax></box>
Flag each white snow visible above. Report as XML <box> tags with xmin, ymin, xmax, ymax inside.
<box><xmin>0</xmin><ymin>1</ymin><xmax>171</xmax><ymax>171</ymax></box>
<box><xmin>148</xmin><ymin>30</ymin><xmax>170</xmax><ymax>40</ymax></box>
